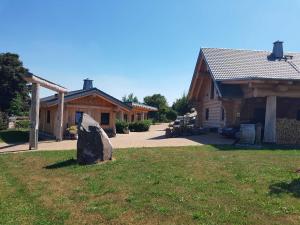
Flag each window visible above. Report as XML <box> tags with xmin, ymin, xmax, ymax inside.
<box><xmin>205</xmin><ymin>108</ymin><xmax>209</xmax><ymax>120</ymax></box>
<box><xmin>46</xmin><ymin>110</ymin><xmax>51</xmax><ymax>124</ymax></box>
<box><xmin>75</xmin><ymin>111</ymin><xmax>83</xmax><ymax>125</ymax></box>
<box><xmin>210</xmin><ymin>80</ymin><xmax>215</xmax><ymax>99</ymax></box>
<box><xmin>124</xmin><ymin>114</ymin><xmax>128</xmax><ymax>122</ymax></box>
<box><xmin>101</xmin><ymin>113</ymin><xmax>110</xmax><ymax>125</ymax></box>
<box><xmin>131</xmin><ymin>114</ymin><xmax>134</xmax><ymax>122</ymax></box>
<box><xmin>221</xmin><ymin>108</ymin><xmax>225</xmax><ymax>121</ymax></box>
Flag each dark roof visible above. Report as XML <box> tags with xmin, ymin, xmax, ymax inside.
<box><xmin>125</xmin><ymin>102</ymin><xmax>158</xmax><ymax>111</ymax></box>
<box><xmin>40</xmin><ymin>88</ymin><xmax>132</xmax><ymax>110</ymax></box>
<box><xmin>202</xmin><ymin>48</ymin><xmax>300</xmax><ymax>81</ymax></box>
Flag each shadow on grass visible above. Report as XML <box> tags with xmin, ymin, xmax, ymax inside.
<box><xmin>0</xmin><ymin>129</ymin><xmax>29</xmax><ymax>144</ymax></box>
<box><xmin>269</xmin><ymin>178</ymin><xmax>300</xmax><ymax>198</ymax></box>
<box><xmin>44</xmin><ymin>158</ymin><xmax>77</xmax><ymax>169</ymax></box>
<box><xmin>211</xmin><ymin>144</ymin><xmax>300</xmax><ymax>151</ymax></box>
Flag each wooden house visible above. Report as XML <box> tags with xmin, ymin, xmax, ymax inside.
<box><xmin>39</xmin><ymin>79</ymin><xmax>157</xmax><ymax>138</ymax></box>
<box><xmin>188</xmin><ymin>41</ymin><xmax>300</xmax><ymax>144</ymax></box>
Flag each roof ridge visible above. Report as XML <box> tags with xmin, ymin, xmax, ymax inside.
<box><xmin>202</xmin><ymin>47</ymin><xmax>271</xmax><ymax>53</ymax></box>
<box><xmin>202</xmin><ymin>47</ymin><xmax>300</xmax><ymax>54</ymax></box>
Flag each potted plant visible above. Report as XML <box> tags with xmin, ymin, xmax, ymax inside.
<box><xmin>66</xmin><ymin>125</ymin><xmax>78</xmax><ymax>140</ymax></box>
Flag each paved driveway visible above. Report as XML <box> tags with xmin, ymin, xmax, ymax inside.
<box><xmin>0</xmin><ymin>123</ymin><xmax>234</xmax><ymax>153</ymax></box>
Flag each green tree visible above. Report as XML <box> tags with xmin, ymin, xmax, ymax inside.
<box><xmin>166</xmin><ymin>108</ymin><xmax>177</xmax><ymax>121</ymax></box>
<box><xmin>122</xmin><ymin>93</ymin><xmax>139</xmax><ymax>103</ymax></box>
<box><xmin>0</xmin><ymin>53</ymin><xmax>30</xmax><ymax>115</ymax></box>
<box><xmin>144</xmin><ymin>94</ymin><xmax>170</xmax><ymax>122</ymax></box>
<box><xmin>144</xmin><ymin>94</ymin><xmax>168</xmax><ymax>109</ymax></box>
<box><xmin>172</xmin><ymin>93</ymin><xmax>191</xmax><ymax>116</ymax></box>
<box><xmin>9</xmin><ymin>94</ymin><xmax>28</xmax><ymax>116</ymax></box>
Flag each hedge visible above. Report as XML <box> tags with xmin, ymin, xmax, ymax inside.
<box><xmin>116</xmin><ymin>120</ymin><xmax>129</xmax><ymax>134</ymax></box>
<box><xmin>129</xmin><ymin>120</ymin><xmax>152</xmax><ymax>132</ymax></box>
<box><xmin>15</xmin><ymin>120</ymin><xmax>30</xmax><ymax>129</ymax></box>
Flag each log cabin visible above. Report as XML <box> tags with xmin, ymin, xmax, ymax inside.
<box><xmin>39</xmin><ymin>79</ymin><xmax>157</xmax><ymax>138</ymax></box>
<box><xmin>188</xmin><ymin>41</ymin><xmax>300</xmax><ymax>144</ymax></box>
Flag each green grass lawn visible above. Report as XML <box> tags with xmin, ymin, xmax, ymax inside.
<box><xmin>1</xmin><ymin>146</ymin><xmax>300</xmax><ymax>225</ymax></box>
<box><xmin>0</xmin><ymin>129</ymin><xmax>29</xmax><ymax>143</ymax></box>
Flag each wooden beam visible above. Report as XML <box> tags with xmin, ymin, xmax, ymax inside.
<box><xmin>29</xmin><ymin>83</ymin><xmax>40</xmax><ymax>150</ymax></box>
<box><xmin>253</xmin><ymin>88</ymin><xmax>300</xmax><ymax>98</ymax></box>
<box><xmin>264</xmin><ymin>96</ymin><xmax>277</xmax><ymax>143</ymax></box>
<box><xmin>23</xmin><ymin>75</ymin><xmax>67</xmax><ymax>93</ymax></box>
<box><xmin>195</xmin><ymin>76</ymin><xmax>204</xmax><ymax>101</ymax></box>
<box><xmin>55</xmin><ymin>92</ymin><xmax>64</xmax><ymax>141</ymax></box>
<box><xmin>66</xmin><ymin>104</ymin><xmax>115</xmax><ymax>111</ymax></box>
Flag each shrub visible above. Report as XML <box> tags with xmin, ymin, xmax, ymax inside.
<box><xmin>129</xmin><ymin>120</ymin><xmax>152</xmax><ymax>132</ymax></box>
<box><xmin>0</xmin><ymin>112</ymin><xmax>8</xmax><ymax>130</ymax></box>
<box><xmin>166</xmin><ymin>109</ymin><xmax>178</xmax><ymax>121</ymax></box>
<box><xmin>15</xmin><ymin>120</ymin><xmax>30</xmax><ymax>129</ymax></box>
<box><xmin>116</xmin><ymin>120</ymin><xmax>129</xmax><ymax>134</ymax></box>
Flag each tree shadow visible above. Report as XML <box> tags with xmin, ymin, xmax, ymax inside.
<box><xmin>269</xmin><ymin>178</ymin><xmax>300</xmax><ymax>198</ymax></box>
<box><xmin>211</xmin><ymin>144</ymin><xmax>300</xmax><ymax>151</ymax></box>
<box><xmin>44</xmin><ymin>158</ymin><xmax>77</xmax><ymax>169</ymax></box>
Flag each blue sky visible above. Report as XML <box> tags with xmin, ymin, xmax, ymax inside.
<box><xmin>1</xmin><ymin>0</ymin><xmax>300</xmax><ymax>104</ymax></box>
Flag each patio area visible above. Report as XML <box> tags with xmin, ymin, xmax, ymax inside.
<box><xmin>0</xmin><ymin>123</ymin><xmax>234</xmax><ymax>153</ymax></box>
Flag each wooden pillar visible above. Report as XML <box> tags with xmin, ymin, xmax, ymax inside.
<box><xmin>141</xmin><ymin>112</ymin><xmax>145</xmax><ymax>121</ymax></box>
<box><xmin>55</xmin><ymin>92</ymin><xmax>64</xmax><ymax>141</ymax></box>
<box><xmin>264</xmin><ymin>96</ymin><xmax>277</xmax><ymax>143</ymax></box>
<box><xmin>29</xmin><ymin>83</ymin><xmax>40</xmax><ymax>150</ymax></box>
<box><xmin>112</xmin><ymin>111</ymin><xmax>116</xmax><ymax>134</ymax></box>
<box><xmin>120</xmin><ymin>111</ymin><xmax>124</xmax><ymax>121</ymax></box>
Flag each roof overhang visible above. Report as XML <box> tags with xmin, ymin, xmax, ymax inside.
<box><xmin>188</xmin><ymin>49</ymin><xmax>222</xmax><ymax>100</ymax></box>
<box><xmin>41</xmin><ymin>89</ymin><xmax>132</xmax><ymax>112</ymax></box>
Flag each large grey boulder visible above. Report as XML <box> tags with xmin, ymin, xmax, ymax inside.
<box><xmin>77</xmin><ymin>113</ymin><xmax>113</xmax><ymax>164</ymax></box>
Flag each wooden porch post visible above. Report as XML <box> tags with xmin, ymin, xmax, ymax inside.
<box><xmin>264</xmin><ymin>96</ymin><xmax>277</xmax><ymax>143</ymax></box>
<box><xmin>141</xmin><ymin>112</ymin><xmax>145</xmax><ymax>121</ymax></box>
<box><xmin>120</xmin><ymin>111</ymin><xmax>124</xmax><ymax>121</ymax></box>
<box><xmin>55</xmin><ymin>92</ymin><xmax>64</xmax><ymax>141</ymax></box>
<box><xmin>29</xmin><ymin>83</ymin><xmax>40</xmax><ymax>150</ymax></box>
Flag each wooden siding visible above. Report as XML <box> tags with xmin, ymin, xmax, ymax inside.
<box><xmin>39</xmin><ymin>95</ymin><xmax>120</xmax><ymax>136</ymax></box>
<box><xmin>39</xmin><ymin>106</ymin><xmax>57</xmax><ymax>135</ymax></box>
<box><xmin>202</xmin><ymin>100</ymin><xmax>223</xmax><ymax>128</ymax></box>
<box><xmin>192</xmin><ymin>73</ymin><xmax>224</xmax><ymax>128</ymax></box>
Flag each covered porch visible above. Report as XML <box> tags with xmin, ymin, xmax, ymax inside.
<box><xmin>221</xmin><ymin>79</ymin><xmax>300</xmax><ymax>144</ymax></box>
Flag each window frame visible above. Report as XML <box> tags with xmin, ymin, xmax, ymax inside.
<box><xmin>221</xmin><ymin>108</ymin><xmax>225</xmax><ymax>121</ymax></box>
<box><xmin>205</xmin><ymin>108</ymin><xmax>209</xmax><ymax>121</ymax></box>
<box><xmin>101</xmin><ymin>112</ymin><xmax>110</xmax><ymax>126</ymax></box>
<box><xmin>75</xmin><ymin>111</ymin><xmax>83</xmax><ymax>125</ymax></box>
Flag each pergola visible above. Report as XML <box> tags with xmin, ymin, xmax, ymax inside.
<box><xmin>23</xmin><ymin>74</ymin><xmax>68</xmax><ymax>150</ymax></box>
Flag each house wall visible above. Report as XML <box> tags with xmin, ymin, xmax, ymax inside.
<box><xmin>39</xmin><ymin>106</ymin><xmax>57</xmax><ymax>135</ymax></box>
<box><xmin>39</xmin><ymin>95</ymin><xmax>125</xmax><ymax>137</ymax></box>
<box><xmin>222</xmin><ymin>100</ymin><xmax>241</xmax><ymax>127</ymax></box>
<box><xmin>130</xmin><ymin>108</ymin><xmax>150</xmax><ymax>122</ymax></box>
<box><xmin>193</xmin><ymin>75</ymin><xmax>224</xmax><ymax>128</ymax></box>
<box><xmin>240</xmin><ymin>98</ymin><xmax>266</xmax><ymax>124</ymax></box>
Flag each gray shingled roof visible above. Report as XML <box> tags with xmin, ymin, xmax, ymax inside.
<box><xmin>202</xmin><ymin>48</ymin><xmax>300</xmax><ymax>81</ymax></box>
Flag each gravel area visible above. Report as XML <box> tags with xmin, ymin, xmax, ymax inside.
<box><xmin>0</xmin><ymin>123</ymin><xmax>234</xmax><ymax>153</ymax></box>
